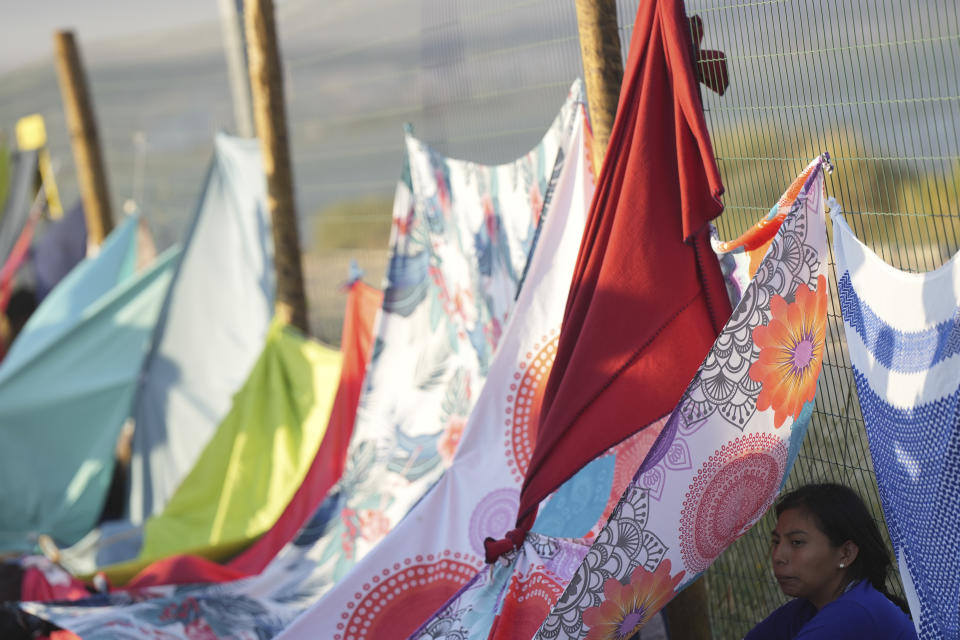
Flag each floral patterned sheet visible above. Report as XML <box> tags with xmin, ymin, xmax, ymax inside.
<box><xmin>274</xmin><ymin>84</ymin><xmax>593</xmax><ymax>640</ymax></box>
<box><xmin>23</xmin><ymin>82</ymin><xmax>584</xmax><ymax>640</ymax></box>
<box><xmin>834</xmin><ymin>211</ymin><xmax>960</xmax><ymax>639</ymax></box>
<box><xmin>410</xmin><ymin>156</ymin><xmax>832</xmax><ymax>640</ymax></box>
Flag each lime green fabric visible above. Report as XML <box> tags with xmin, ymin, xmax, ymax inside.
<box><xmin>103</xmin><ymin>319</ymin><xmax>341</xmax><ymax>583</ymax></box>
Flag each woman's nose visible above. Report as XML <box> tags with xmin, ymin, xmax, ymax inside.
<box><xmin>771</xmin><ymin>543</ymin><xmax>787</xmax><ymax>564</ymax></box>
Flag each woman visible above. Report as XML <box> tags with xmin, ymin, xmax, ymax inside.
<box><xmin>745</xmin><ymin>483</ymin><xmax>918</xmax><ymax>639</ymax></box>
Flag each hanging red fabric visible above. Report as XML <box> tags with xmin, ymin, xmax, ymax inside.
<box><xmin>500</xmin><ymin>0</ymin><xmax>733</xmax><ymax>549</ymax></box>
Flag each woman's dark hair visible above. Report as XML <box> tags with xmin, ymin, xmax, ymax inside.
<box><xmin>775</xmin><ymin>483</ymin><xmax>910</xmax><ymax>614</ymax></box>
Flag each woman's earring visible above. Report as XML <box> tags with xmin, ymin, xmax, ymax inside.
<box><xmin>839</xmin><ymin>563</ymin><xmax>845</xmax><ymax>569</ymax></box>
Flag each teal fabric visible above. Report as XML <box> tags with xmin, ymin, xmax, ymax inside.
<box><xmin>3</xmin><ymin>214</ymin><xmax>138</xmax><ymax>370</ymax></box>
<box><xmin>0</xmin><ymin>226</ymin><xmax>180</xmax><ymax>551</ymax></box>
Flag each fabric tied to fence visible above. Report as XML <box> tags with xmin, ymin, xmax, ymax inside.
<box><xmin>0</xmin><ymin>215</ymin><xmax>177</xmax><ymax>551</ymax></box>
<box><xmin>511</xmin><ymin>0</ymin><xmax>732</xmax><ymax>540</ymax></box>
<box><xmin>127</xmin><ymin>133</ymin><xmax>275</xmax><ymax>524</ymax></box>
<box><xmin>833</xmin><ymin>212</ymin><xmax>960</xmax><ymax>640</ymax></box>
<box><xmin>275</xmin><ymin>88</ymin><xmax>595</xmax><ymax>640</ymax></box>
<box><xmin>410</xmin><ymin>155</ymin><xmax>831</xmax><ymax>640</ymax></box>
<box><xmin>23</xmin><ymin>85</ymin><xmax>582</xmax><ymax>640</ymax></box>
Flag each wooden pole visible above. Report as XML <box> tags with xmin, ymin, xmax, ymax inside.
<box><xmin>245</xmin><ymin>0</ymin><xmax>309</xmax><ymax>334</ymax></box>
<box><xmin>663</xmin><ymin>579</ymin><xmax>713</xmax><ymax>640</ymax></box>
<box><xmin>53</xmin><ymin>30</ymin><xmax>114</xmax><ymax>247</ymax></box>
<box><xmin>574</xmin><ymin>0</ymin><xmax>624</xmax><ymax>179</ymax></box>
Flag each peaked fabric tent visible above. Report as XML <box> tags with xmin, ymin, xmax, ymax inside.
<box><xmin>834</xmin><ymin>213</ymin><xmax>960</xmax><ymax>639</ymax></box>
<box><xmin>508</xmin><ymin>0</ymin><xmax>732</xmax><ymax>540</ymax></box>
<box><xmin>276</xmin><ymin>90</ymin><xmax>596</xmax><ymax>640</ymax></box>
<box><xmin>410</xmin><ymin>156</ymin><xmax>831</xmax><ymax>640</ymax></box>
<box><xmin>93</xmin><ymin>319</ymin><xmax>342</xmax><ymax>585</ymax></box>
<box><xmin>0</xmin><ymin>214</ymin><xmax>179</xmax><ymax>551</ymax></box>
<box><xmin>117</xmin><ymin>280</ymin><xmax>383</xmax><ymax>588</ymax></box>
<box><xmin>25</xmin><ymin>85</ymin><xmax>582</xmax><ymax>640</ymax></box>
<box><xmin>127</xmin><ymin>133</ymin><xmax>275</xmax><ymax>524</ymax></box>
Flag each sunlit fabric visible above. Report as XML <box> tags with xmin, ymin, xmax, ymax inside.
<box><xmin>127</xmin><ymin>133</ymin><xmax>275</xmax><ymax>524</ymax></box>
<box><xmin>96</xmin><ymin>318</ymin><xmax>342</xmax><ymax>586</ymax></box>
<box><xmin>0</xmin><ymin>214</ymin><xmax>177</xmax><ymax>550</ymax></box>
<box><xmin>24</xmin><ymin>84</ymin><xmax>581</xmax><ymax>640</ymax></box>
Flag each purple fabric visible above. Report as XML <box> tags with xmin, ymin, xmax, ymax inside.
<box><xmin>744</xmin><ymin>581</ymin><xmax>917</xmax><ymax>640</ymax></box>
<box><xmin>31</xmin><ymin>201</ymin><xmax>86</xmax><ymax>301</ymax></box>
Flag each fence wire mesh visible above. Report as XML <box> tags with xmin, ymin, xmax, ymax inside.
<box><xmin>0</xmin><ymin>1</ymin><xmax>957</xmax><ymax>637</ymax></box>
<box><xmin>677</xmin><ymin>0</ymin><xmax>960</xmax><ymax>637</ymax></box>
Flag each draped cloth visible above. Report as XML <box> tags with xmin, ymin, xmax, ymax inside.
<box><xmin>513</xmin><ymin>0</ymin><xmax>731</xmax><ymax>536</ymax></box>
<box><xmin>23</xmin><ymin>86</ymin><xmax>581</xmax><ymax>640</ymax></box>
<box><xmin>224</xmin><ymin>280</ymin><xmax>383</xmax><ymax>576</ymax></box>
<box><xmin>0</xmin><ymin>216</ymin><xmax>177</xmax><ymax>551</ymax></box>
<box><xmin>275</xmin><ymin>89</ymin><xmax>595</xmax><ymax>640</ymax></box>
<box><xmin>410</xmin><ymin>156</ymin><xmax>831</xmax><ymax>640</ymax></box>
<box><xmin>834</xmin><ymin>213</ymin><xmax>960</xmax><ymax>639</ymax></box>
<box><xmin>127</xmin><ymin>134</ymin><xmax>275</xmax><ymax>524</ymax></box>
<box><xmin>116</xmin><ymin>280</ymin><xmax>382</xmax><ymax>588</ymax></box>
<box><xmin>92</xmin><ymin>319</ymin><xmax>342</xmax><ymax>586</ymax></box>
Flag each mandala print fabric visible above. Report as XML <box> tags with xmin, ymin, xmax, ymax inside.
<box><xmin>277</xmin><ymin>86</ymin><xmax>662</xmax><ymax>640</ymax></box>
<box><xmin>834</xmin><ymin>213</ymin><xmax>960</xmax><ymax>639</ymax></box>
<box><xmin>528</xmin><ymin>156</ymin><xmax>831</xmax><ymax>640</ymax></box>
<box><xmin>275</xmin><ymin>88</ymin><xmax>593</xmax><ymax>640</ymax></box>
<box><xmin>410</xmin><ymin>157</ymin><xmax>831</xmax><ymax>640</ymax></box>
<box><xmin>23</xmin><ymin>83</ymin><xmax>583</xmax><ymax>640</ymax></box>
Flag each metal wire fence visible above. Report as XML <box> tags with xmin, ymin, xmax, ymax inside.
<box><xmin>0</xmin><ymin>1</ymin><xmax>957</xmax><ymax>637</ymax></box>
<box><xmin>679</xmin><ymin>0</ymin><xmax>960</xmax><ymax>637</ymax></box>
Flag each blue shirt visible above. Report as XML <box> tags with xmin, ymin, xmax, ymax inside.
<box><xmin>744</xmin><ymin>580</ymin><xmax>918</xmax><ymax>639</ymax></box>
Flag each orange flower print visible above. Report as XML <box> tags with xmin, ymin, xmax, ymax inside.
<box><xmin>582</xmin><ymin>560</ymin><xmax>685</xmax><ymax>640</ymax></box>
<box><xmin>437</xmin><ymin>416</ymin><xmax>466</xmax><ymax>466</ymax></box>
<box><xmin>749</xmin><ymin>275</ymin><xmax>828</xmax><ymax>428</ymax></box>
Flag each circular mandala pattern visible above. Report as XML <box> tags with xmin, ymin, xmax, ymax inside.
<box><xmin>336</xmin><ymin>557</ymin><xmax>479</xmax><ymax>640</ymax></box>
<box><xmin>468</xmin><ymin>488</ymin><xmax>520</xmax><ymax>556</ymax></box>
<box><xmin>496</xmin><ymin>571</ymin><xmax>566</xmax><ymax>639</ymax></box>
<box><xmin>679</xmin><ymin>433</ymin><xmax>788</xmax><ymax>573</ymax></box>
<box><xmin>504</xmin><ymin>332</ymin><xmax>558</xmax><ymax>481</ymax></box>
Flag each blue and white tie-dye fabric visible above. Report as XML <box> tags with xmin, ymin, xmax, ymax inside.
<box><xmin>833</xmin><ymin>212</ymin><xmax>960</xmax><ymax>640</ymax></box>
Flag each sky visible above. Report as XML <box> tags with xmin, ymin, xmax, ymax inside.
<box><xmin>0</xmin><ymin>0</ymin><xmax>222</xmax><ymax>74</ymax></box>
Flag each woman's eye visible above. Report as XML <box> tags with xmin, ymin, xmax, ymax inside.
<box><xmin>791</xmin><ymin>540</ymin><xmax>804</xmax><ymax>546</ymax></box>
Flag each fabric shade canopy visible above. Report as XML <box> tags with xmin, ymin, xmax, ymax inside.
<box><xmin>127</xmin><ymin>134</ymin><xmax>275</xmax><ymax>524</ymax></box>
<box><xmin>511</xmin><ymin>0</ymin><xmax>732</xmax><ymax>539</ymax></box>
<box><xmin>0</xmin><ymin>213</ymin><xmax>178</xmax><ymax>550</ymax></box>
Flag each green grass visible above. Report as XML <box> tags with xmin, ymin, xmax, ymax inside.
<box><xmin>309</xmin><ymin>194</ymin><xmax>394</xmax><ymax>250</ymax></box>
